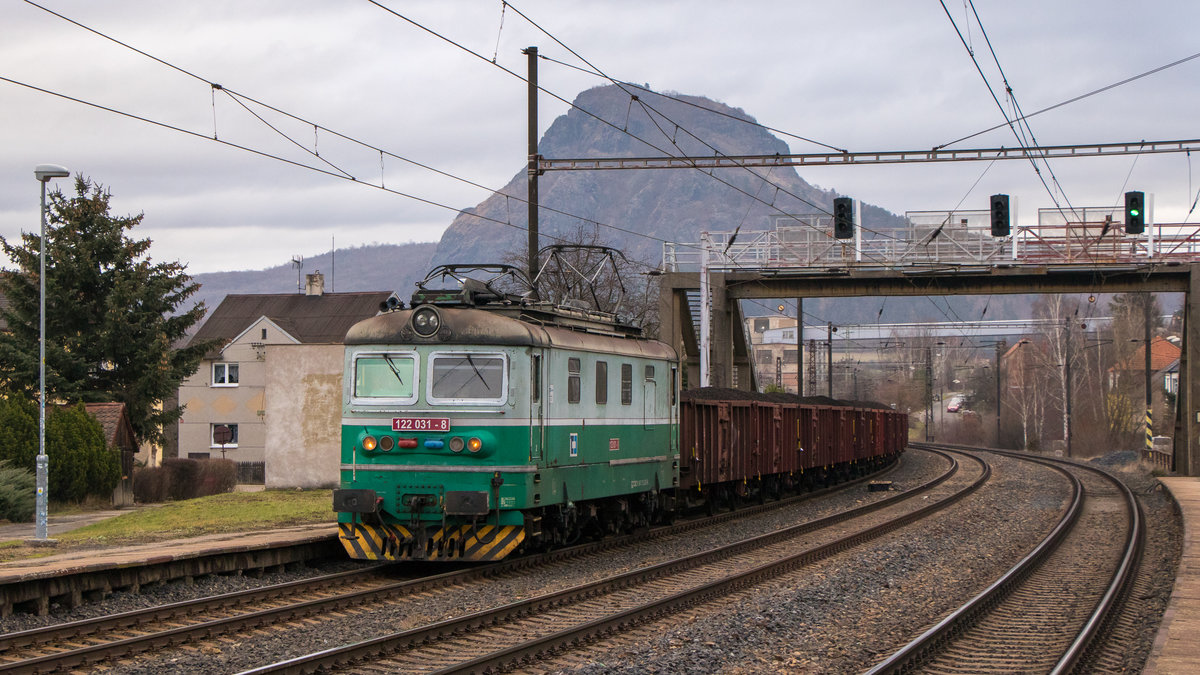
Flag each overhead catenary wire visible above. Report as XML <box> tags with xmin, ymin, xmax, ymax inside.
<box><xmin>940</xmin><ymin>0</ymin><xmax>1083</xmax><ymax>231</ymax></box>
<box><xmin>363</xmin><ymin>0</ymin><xmax>896</xmax><ymax>270</ymax></box>
<box><xmin>26</xmin><ymin>0</ymin><xmax>1071</xmax><ymax>353</ymax></box>
<box><xmin>500</xmin><ymin>1</ymin><xmax>888</xmax><ymax>236</ymax></box>
<box><xmin>936</xmin><ymin>49</ymin><xmax>1200</xmax><ymax>151</ymax></box>
<box><xmin>18</xmin><ymin>1</ymin><xmax>1179</xmax><ymax>294</ymax></box>
<box><xmin>490</xmin><ymin>1</ymin><xmax>914</xmax><ymax>281</ymax></box>
<box><xmin>17</xmin><ymin>0</ymin><xmax>727</xmax><ymax>277</ymax></box>
<box><xmin>18</xmin><ymin>0</ymin><xmax>864</xmax><ymax>311</ymax></box>
<box><xmin>362</xmin><ymin>0</ymin><xmax>913</xmax><ymax>278</ymax></box>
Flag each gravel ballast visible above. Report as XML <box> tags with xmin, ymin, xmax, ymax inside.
<box><xmin>0</xmin><ymin>448</ymin><xmax>1181</xmax><ymax>674</ymax></box>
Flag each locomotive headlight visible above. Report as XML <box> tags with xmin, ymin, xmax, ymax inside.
<box><xmin>411</xmin><ymin>307</ymin><xmax>441</xmax><ymax>337</ymax></box>
<box><xmin>362</xmin><ymin>435</ymin><xmax>377</xmax><ymax>451</ymax></box>
<box><xmin>378</xmin><ymin>435</ymin><xmax>395</xmax><ymax>452</ymax></box>
<box><xmin>467</xmin><ymin>437</ymin><xmax>483</xmax><ymax>453</ymax></box>
<box><xmin>449</xmin><ymin>437</ymin><xmax>465</xmax><ymax>453</ymax></box>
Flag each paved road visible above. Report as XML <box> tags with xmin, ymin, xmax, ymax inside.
<box><xmin>0</xmin><ymin>509</ymin><xmax>137</xmax><ymax>542</ymax></box>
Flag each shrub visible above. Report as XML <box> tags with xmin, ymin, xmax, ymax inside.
<box><xmin>196</xmin><ymin>459</ymin><xmax>237</xmax><ymax>497</ymax></box>
<box><xmin>0</xmin><ymin>401</ymin><xmax>120</xmax><ymax>504</ymax></box>
<box><xmin>132</xmin><ymin>458</ymin><xmax>237</xmax><ymax>503</ymax></box>
<box><xmin>162</xmin><ymin>458</ymin><xmax>201</xmax><ymax>501</ymax></box>
<box><xmin>0</xmin><ymin>398</ymin><xmax>36</xmax><ymax>470</ymax></box>
<box><xmin>132</xmin><ymin>465</ymin><xmax>169</xmax><ymax>503</ymax></box>
<box><xmin>46</xmin><ymin>404</ymin><xmax>121</xmax><ymax>503</ymax></box>
<box><xmin>0</xmin><ymin>460</ymin><xmax>35</xmax><ymax>522</ymax></box>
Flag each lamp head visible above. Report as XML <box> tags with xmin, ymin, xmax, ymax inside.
<box><xmin>34</xmin><ymin>164</ymin><xmax>70</xmax><ymax>182</ymax></box>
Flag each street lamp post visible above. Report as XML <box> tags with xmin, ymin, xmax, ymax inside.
<box><xmin>33</xmin><ymin>164</ymin><xmax>69</xmax><ymax>541</ymax></box>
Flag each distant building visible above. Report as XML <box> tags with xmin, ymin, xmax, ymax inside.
<box><xmin>1108</xmin><ymin>336</ymin><xmax>1182</xmax><ymax>393</ymax></box>
<box><xmin>177</xmin><ymin>272</ymin><xmax>394</xmax><ymax>487</ymax></box>
<box><xmin>746</xmin><ymin>314</ymin><xmax>801</xmax><ymax>392</ymax></box>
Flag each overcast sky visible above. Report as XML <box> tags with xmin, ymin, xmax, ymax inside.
<box><xmin>2</xmin><ymin>1</ymin><xmax>1198</xmax><ymax>274</ymax></box>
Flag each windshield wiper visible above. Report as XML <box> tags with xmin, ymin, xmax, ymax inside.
<box><xmin>443</xmin><ymin>355</ymin><xmax>494</xmax><ymax>397</ymax></box>
<box><xmin>382</xmin><ymin>355</ymin><xmax>405</xmax><ymax>386</ymax></box>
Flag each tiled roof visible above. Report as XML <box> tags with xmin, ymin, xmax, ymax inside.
<box><xmin>189</xmin><ymin>291</ymin><xmax>393</xmax><ymax>347</ymax></box>
<box><xmin>1113</xmin><ymin>336</ymin><xmax>1181</xmax><ymax>372</ymax></box>
<box><xmin>83</xmin><ymin>402</ymin><xmax>137</xmax><ymax>451</ymax></box>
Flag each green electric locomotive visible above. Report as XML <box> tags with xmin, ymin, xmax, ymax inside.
<box><xmin>334</xmin><ymin>264</ymin><xmax>678</xmax><ymax>562</ymax></box>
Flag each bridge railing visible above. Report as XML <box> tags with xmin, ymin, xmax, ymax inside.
<box><xmin>662</xmin><ymin>211</ymin><xmax>1200</xmax><ymax>271</ymax></box>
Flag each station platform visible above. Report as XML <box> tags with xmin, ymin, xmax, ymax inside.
<box><xmin>0</xmin><ymin>523</ymin><xmax>339</xmax><ymax>616</ymax></box>
<box><xmin>1145</xmin><ymin>477</ymin><xmax>1200</xmax><ymax>674</ymax></box>
<box><xmin>0</xmin><ymin>524</ymin><xmax>339</xmax><ymax>584</ymax></box>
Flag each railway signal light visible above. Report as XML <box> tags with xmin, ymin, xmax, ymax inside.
<box><xmin>833</xmin><ymin>197</ymin><xmax>854</xmax><ymax>239</ymax></box>
<box><xmin>1124</xmin><ymin>191</ymin><xmax>1145</xmax><ymax>234</ymax></box>
<box><xmin>989</xmin><ymin>194</ymin><xmax>1010</xmax><ymax>237</ymax></box>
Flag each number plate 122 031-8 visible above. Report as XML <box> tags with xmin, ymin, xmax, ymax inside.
<box><xmin>392</xmin><ymin>418</ymin><xmax>450</xmax><ymax>432</ymax></box>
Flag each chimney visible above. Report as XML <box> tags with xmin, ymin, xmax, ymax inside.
<box><xmin>305</xmin><ymin>271</ymin><xmax>325</xmax><ymax>296</ymax></box>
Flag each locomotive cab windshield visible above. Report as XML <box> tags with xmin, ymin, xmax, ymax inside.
<box><xmin>353</xmin><ymin>352</ymin><xmax>417</xmax><ymax>403</ymax></box>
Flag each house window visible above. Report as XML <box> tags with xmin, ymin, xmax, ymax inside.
<box><xmin>212</xmin><ymin>362</ymin><xmax>239</xmax><ymax>387</ymax></box>
<box><xmin>596</xmin><ymin>361</ymin><xmax>608</xmax><ymax>404</ymax></box>
<box><xmin>261</xmin><ymin>328</ymin><xmax>267</xmax><ymax>339</ymax></box>
<box><xmin>568</xmin><ymin>357</ymin><xmax>581</xmax><ymax>404</ymax></box>
<box><xmin>211</xmin><ymin>423</ymin><xmax>238</xmax><ymax>448</ymax></box>
<box><xmin>621</xmin><ymin>364</ymin><xmax>633</xmax><ymax>405</ymax></box>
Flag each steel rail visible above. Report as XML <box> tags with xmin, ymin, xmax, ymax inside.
<box><xmin>866</xmin><ymin>444</ymin><xmax>1144</xmax><ymax>674</ymax></box>
<box><xmin>240</xmin><ymin>448</ymin><xmax>987</xmax><ymax>674</ymax></box>
<box><xmin>0</xmin><ymin>456</ymin><xmax>905</xmax><ymax>672</ymax></box>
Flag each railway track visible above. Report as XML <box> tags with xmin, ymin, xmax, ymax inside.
<box><xmin>866</xmin><ymin>446</ymin><xmax>1144</xmax><ymax>674</ymax></box>
<box><xmin>229</xmin><ymin>447</ymin><xmax>987</xmax><ymax>674</ymax></box>
<box><xmin>0</xmin><ymin>455</ymin><xmax>913</xmax><ymax>673</ymax></box>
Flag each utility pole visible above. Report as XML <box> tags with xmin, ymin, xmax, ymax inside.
<box><xmin>826</xmin><ymin>322</ymin><xmax>834</xmax><ymax>398</ymax></box>
<box><xmin>807</xmin><ymin>339</ymin><xmax>818</xmax><ymax>396</ymax></box>
<box><xmin>524</xmin><ymin>46</ymin><xmax>540</xmax><ymax>297</ymax></box>
<box><xmin>1064</xmin><ymin>319</ymin><xmax>1072</xmax><ymax>458</ymax></box>
<box><xmin>1145</xmin><ymin>293</ymin><xmax>1153</xmax><ymax>453</ymax></box>
<box><xmin>796</xmin><ymin>299</ymin><xmax>803</xmax><ymax>395</ymax></box>
<box><xmin>926</xmin><ymin>345</ymin><xmax>936</xmax><ymax>441</ymax></box>
<box><xmin>995</xmin><ymin>340</ymin><xmax>1005</xmax><ymax>447</ymax></box>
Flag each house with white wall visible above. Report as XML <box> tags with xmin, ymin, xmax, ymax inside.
<box><xmin>177</xmin><ymin>272</ymin><xmax>393</xmax><ymax>486</ymax></box>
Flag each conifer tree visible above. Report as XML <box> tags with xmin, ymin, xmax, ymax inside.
<box><xmin>0</xmin><ymin>176</ymin><xmax>213</xmax><ymax>445</ymax></box>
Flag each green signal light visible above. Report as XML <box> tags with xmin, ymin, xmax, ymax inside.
<box><xmin>1130</xmin><ymin>209</ymin><xmax>1140</xmax><ymax>216</ymax></box>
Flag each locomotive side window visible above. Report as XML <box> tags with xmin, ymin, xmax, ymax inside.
<box><xmin>595</xmin><ymin>361</ymin><xmax>608</xmax><ymax>404</ymax></box>
<box><xmin>621</xmin><ymin>363</ymin><xmax>633</xmax><ymax>405</ymax></box>
<box><xmin>428</xmin><ymin>352</ymin><xmax>507</xmax><ymax>404</ymax></box>
<box><xmin>568</xmin><ymin>357</ymin><xmax>581</xmax><ymax>404</ymax></box>
<box><xmin>644</xmin><ymin>365</ymin><xmax>655</xmax><ymax>381</ymax></box>
<box><xmin>354</xmin><ymin>353</ymin><xmax>417</xmax><ymax>402</ymax></box>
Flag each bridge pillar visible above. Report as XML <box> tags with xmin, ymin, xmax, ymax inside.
<box><xmin>709</xmin><ymin>272</ymin><xmax>731</xmax><ymax>388</ymax></box>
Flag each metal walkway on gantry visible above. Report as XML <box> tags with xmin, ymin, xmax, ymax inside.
<box><xmin>657</xmin><ymin>210</ymin><xmax>1200</xmax><ymax>476</ymax></box>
